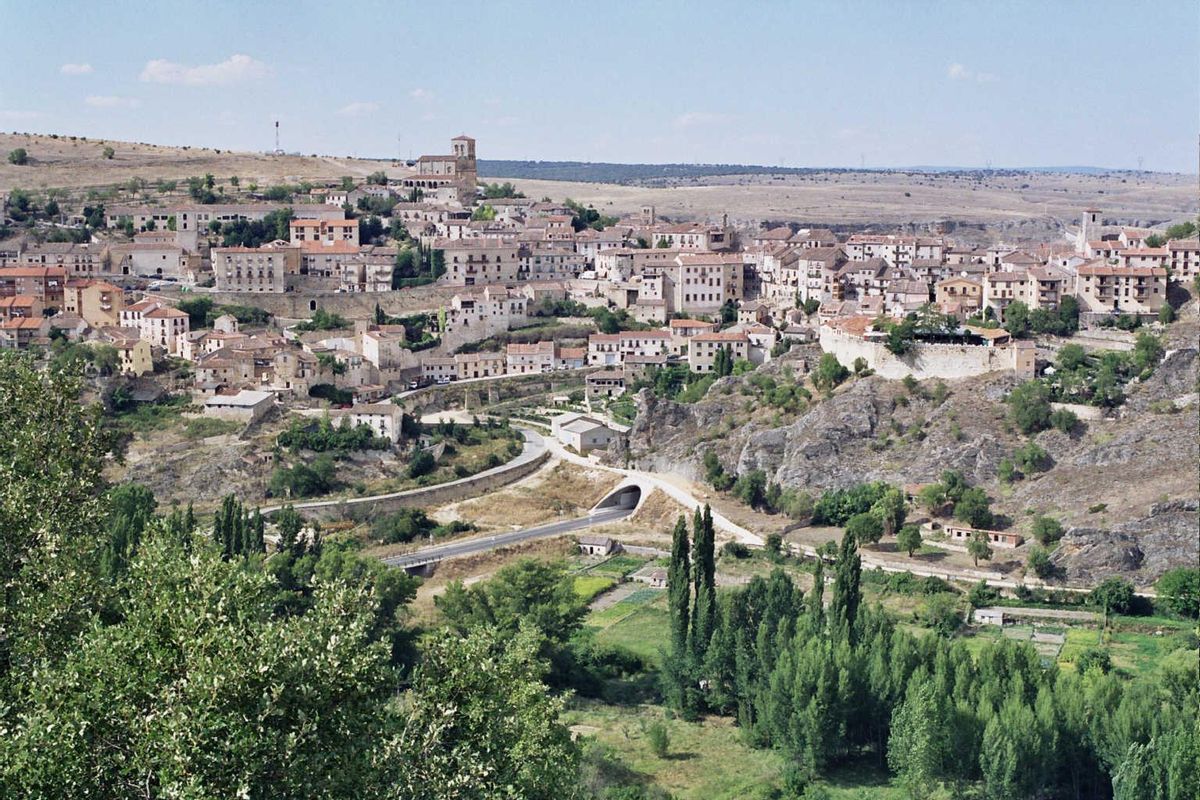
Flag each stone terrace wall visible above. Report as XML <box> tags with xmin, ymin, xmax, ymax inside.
<box><xmin>819</xmin><ymin>326</ymin><xmax>1017</xmax><ymax>381</ymax></box>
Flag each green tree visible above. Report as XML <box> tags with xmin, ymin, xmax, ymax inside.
<box><xmin>954</xmin><ymin>487</ymin><xmax>993</xmax><ymax>529</ymax></box>
<box><xmin>102</xmin><ymin>145</ymin><xmax>115</xmax><ymax>159</ymax></box>
<box><xmin>888</xmin><ymin>678</ymin><xmax>950</xmax><ymax>797</ymax></box>
<box><xmin>1031</xmin><ymin>515</ymin><xmax>1065</xmax><ymax>545</ymax></box>
<box><xmin>967</xmin><ymin>531</ymin><xmax>993</xmax><ymax>567</ymax></box>
<box><xmin>1007</xmin><ymin>380</ymin><xmax>1052</xmax><ymax>434</ymax></box>
<box><xmin>981</xmin><ymin>698</ymin><xmax>1044</xmax><ymax>800</ymax></box>
<box><xmin>0</xmin><ymin>529</ymin><xmax>403</xmax><ymax>799</ymax></box>
<box><xmin>828</xmin><ymin>531</ymin><xmax>862</xmax><ymax>641</ymax></box>
<box><xmin>1003</xmin><ymin>301</ymin><xmax>1031</xmax><ymax>338</ymax></box>
<box><xmin>1027</xmin><ymin>545</ymin><xmax>1054</xmax><ymax>579</ymax></box>
<box><xmin>1158</xmin><ymin>303</ymin><xmax>1176</xmax><ymax>324</ymax></box>
<box><xmin>870</xmin><ymin>486</ymin><xmax>907</xmax><ymax>538</ymax></box>
<box><xmin>1155</xmin><ymin>568</ymin><xmax>1200</xmax><ymax>618</ymax></box>
<box><xmin>897</xmin><ymin>524</ymin><xmax>923</xmax><ymax>557</ymax></box>
<box><xmin>1089</xmin><ymin>577</ymin><xmax>1135</xmax><ymax>617</ymax></box>
<box><xmin>813</xmin><ymin>353</ymin><xmax>850</xmax><ymax>391</ymax></box>
<box><xmin>394</xmin><ymin>627</ymin><xmax>580</xmax><ymax>800</ymax></box>
<box><xmin>7</xmin><ymin>147</ymin><xmax>28</xmax><ymax>165</ymax></box>
<box><xmin>845</xmin><ymin>511</ymin><xmax>884</xmax><ymax>545</ymax></box>
<box><xmin>667</xmin><ymin>515</ymin><xmax>691</xmax><ymax>656</ymax></box>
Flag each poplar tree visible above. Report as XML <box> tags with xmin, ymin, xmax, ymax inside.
<box><xmin>829</xmin><ymin>530</ymin><xmax>861</xmax><ymax>643</ymax></box>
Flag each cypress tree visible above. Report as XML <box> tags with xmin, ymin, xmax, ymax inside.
<box><xmin>829</xmin><ymin>531</ymin><xmax>861</xmax><ymax>643</ymax></box>
<box><xmin>807</xmin><ymin>557</ymin><xmax>825</xmax><ymax>632</ymax></box>
<box><xmin>668</xmin><ymin>515</ymin><xmax>691</xmax><ymax>654</ymax></box>
<box><xmin>690</xmin><ymin>504</ymin><xmax>716</xmax><ymax>661</ymax></box>
<box><xmin>252</xmin><ymin>508</ymin><xmax>265</xmax><ymax>554</ymax></box>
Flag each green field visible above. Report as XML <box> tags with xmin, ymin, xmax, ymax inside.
<box><xmin>568</xmin><ymin>701</ymin><xmax>912</xmax><ymax>800</ymax></box>
<box><xmin>592</xmin><ymin>594</ymin><xmax>671</xmax><ymax>666</ymax></box>
<box><xmin>568</xmin><ymin>701</ymin><xmax>786</xmax><ymax>800</ymax></box>
<box><xmin>585</xmin><ymin>554</ymin><xmax>651</xmax><ymax>578</ymax></box>
<box><xmin>574</xmin><ymin>575</ymin><xmax>617</xmax><ymax>601</ymax></box>
<box><xmin>587</xmin><ymin>587</ymin><xmax>662</xmax><ymax>629</ymax></box>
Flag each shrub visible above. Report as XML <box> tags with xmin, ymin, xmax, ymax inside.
<box><xmin>1031</xmin><ymin>515</ymin><xmax>1065</xmax><ymax>545</ymax></box>
<box><xmin>407</xmin><ymin>449</ymin><xmax>436</xmax><ymax>479</ymax></box>
<box><xmin>764</xmin><ymin>533</ymin><xmax>784</xmax><ymax>560</ymax></box>
<box><xmin>1013</xmin><ymin>441</ymin><xmax>1050</xmax><ymax>474</ymax></box>
<box><xmin>1049</xmin><ymin>408</ymin><xmax>1078</xmax><ymax>434</ymax></box>
<box><xmin>813</xmin><ymin>353</ymin><xmax>849</xmax><ymax>391</ymax></box>
<box><xmin>1027</xmin><ymin>546</ymin><xmax>1054</xmax><ymax>579</ymax></box>
<box><xmin>646</xmin><ymin>722</ymin><xmax>669</xmax><ymax>758</ymax></box>
<box><xmin>968</xmin><ymin>580</ymin><xmax>999</xmax><ymax>608</ymax></box>
<box><xmin>1075</xmin><ymin>647</ymin><xmax>1112</xmax><ymax>674</ymax></box>
<box><xmin>8</xmin><ymin>147</ymin><xmax>29</xmax><ymax>165</ymax></box>
<box><xmin>721</xmin><ymin>541</ymin><xmax>750</xmax><ymax>559</ymax></box>
<box><xmin>921</xmin><ymin>593</ymin><xmax>962</xmax><ymax>637</ymax></box>
<box><xmin>1155</xmin><ymin>568</ymin><xmax>1200</xmax><ymax>618</ymax></box>
<box><xmin>1007</xmin><ymin>380</ymin><xmax>1052</xmax><ymax>434</ymax></box>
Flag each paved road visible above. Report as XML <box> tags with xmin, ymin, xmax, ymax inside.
<box><xmin>261</xmin><ymin>427</ymin><xmax>545</xmax><ymax>516</ymax></box>
<box><xmin>381</xmin><ymin>505</ymin><xmax>633</xmax><ymax>569</ymax></box>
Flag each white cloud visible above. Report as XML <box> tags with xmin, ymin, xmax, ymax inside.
<box><xmin>673</xmin><ymin>111</ymin><xmax>728</xmax><ymax>128</ymax></box>
<box><xmin>0</xmin><ymin>109</ymin><xmax>43</xmax><ymax>123</ymax></box>
<box><xmin>337</xmin><ymin>101</ymin><xmax>379</xmax><ymax>117</ymax></box>
<box><xmin>947</xmin><ymin>63</ymin><xmax>996</xmax><ymax>83</ymax></box>
<box><xmin>409</xmin><ymin>88</ymin><xmax>435</xmax><ymax>102</ymax></box>
<box><xmin>85</xmin><ymin>95</ymin><xmax>141</xmax><ymax>109</ymax></box>
<box><xmin>139</xmin><ymin>54</ymin><xmax>268</xmax><ymax>86</ymax></box>
<box><xmin>60</xmin><ymin>62</ymin><xmax>94</xmax><ymax>76</ymax></box>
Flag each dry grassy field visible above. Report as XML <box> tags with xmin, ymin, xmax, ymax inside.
<box><xmin>0</xmin><ymin>132</ymin><xmax>403</xmax><ymax>193</ymax></box>
<box><xmin>500</xmin><ymin>170</ymin><xmax>1197</xmax><ymax>233</ymax></box>
<box><xmin>2</xmin><ymin>132</ymin><xmax>1194</xmax><ymax>239</ymax></box>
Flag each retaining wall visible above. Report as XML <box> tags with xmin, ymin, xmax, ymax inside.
<box><xmin>265</xmin><ymin>429</ymin><xmax>550</xmax><ymax>522</ymax></box>
<box><xmin>819</xmin><ymin>327</ymin><xmax>1018</xmax><ymax>380</ymax></box>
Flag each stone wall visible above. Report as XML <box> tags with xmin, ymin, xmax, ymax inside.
<box><xmin>270</xmin><ymin>445</ymin><xmax>551</xmax><ymax>522</ymax></box>
<box><xmin>160</xmin><ymin>285</ymin><xmax>459</xmax><ymax>321</ymax></box>
<box><xmin>819</xmin><ymin>326</ymin><xmax>1019</xmax><ymax>381</ymax></box>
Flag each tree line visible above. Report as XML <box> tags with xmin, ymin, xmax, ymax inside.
<box><xmin>660</xmin><ymin>510</ymin><xmax>1198</xmax><ymax>799</ymax></box>
<box><xmin>0</xmin><ymin>352</ymin><xmax>579</xmax><ymax>799</ymax></box>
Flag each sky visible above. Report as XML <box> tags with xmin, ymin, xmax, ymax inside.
<box><xmin>1</xmin><ymin>0</ymin><xmax>1197</xmax><ymax>172</ymax></box>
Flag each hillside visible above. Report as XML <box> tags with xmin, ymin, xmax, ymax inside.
<box><xmin>3</xmin><ymin>133</ymin><xmax>1195</xmax><ymax>243</ymax></box>
<box><xmin>617</xmin><ymin>321</ymin><xmax>1200</xmax><ymax>588</ymax></box>
<box><xmin>0</xmin><ymin>132</ymin><xmax>404</xmax><ymax>194</ymax></box>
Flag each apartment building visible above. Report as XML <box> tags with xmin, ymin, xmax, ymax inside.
<box><xmin>438</xmin><ymin>238</ymin><xmax>520</xmax><ymax>286</ymax></box>
<box><xmin>142</xmin><ymin>306</ymin><xmax>190</xmax><ymax>354</ymax></box>
<box><xmin>17</xmin><ymin>242</ymin><xmax>106</xmax><ymax>277</ymax></box>
<box><xmin>983</xmin><ymin>271</ymin><xmax>1032</xmax><ymax>319</ymax></box>
<box><xmin>506</xmin><ymin>340</ymin><xmax>557</xmax><ymax>374</ymax></box>
<box><xmin>212</xmin><ymin>243</ymin><xmax>299</xmax><ymax>292</ymax></box>
<box><xmin>688</xmin><ymin>331</ymin><xmax>750</xmax><ymax>372</ymax></box>
<box><xmin>0</xmin><ymin>266</ymin><xmax>67</xmax><ymax>307</ymax></box>
<box><xmin>289</xmin><ymin>218</ymin><xmax>360</xmax><ymax>246</ymax></box>
<box><xmin>1075</xmin><ymin>262</ymin><xmax>1167</xmax><ymax>315</ymax></box>
<box><xmin>1166</xmin><ymin>239</ymin><xmax>1199</xmax><ymax>281</ymax></box>
<box><xmin>934</xmin><ymin>276</ymin><xmax>983</xmax><ymax>316</ymax></box>
<box><xmin>587</xmin><ymin>330</ymin><xmax>671</xmax><ymax>366</ymax></box>
<box><xmin>62</xmin><ymin>279</ymin><xmax>124</xmax><ymax>327</ymax></box>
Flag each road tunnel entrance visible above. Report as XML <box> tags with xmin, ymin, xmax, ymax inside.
<box><xmin>594</xmin><ymin>483</ymin><xmax>643</xmax><ymax>511</ymax></box>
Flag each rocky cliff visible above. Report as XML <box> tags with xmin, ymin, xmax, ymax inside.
<box><xmin>618</xmin><ymin>325</ymin><xmax>1199</xmax><ymax>585</ymax></box>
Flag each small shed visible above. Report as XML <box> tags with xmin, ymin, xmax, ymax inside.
<box><xmin>577</xmin><ymin>534</ymin><xmax>617</xmax><ymax>556</ymax></box>
<box><xmin>973</xmin><ymin>607</ymin><xmax>1006</xmax><ymax>626</ymax></box>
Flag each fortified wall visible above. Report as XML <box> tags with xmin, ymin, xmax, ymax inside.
<box><xmin>819</xmin><ymin>326</ymin><xmax>1033</xmax><ymax>381</ymax></box>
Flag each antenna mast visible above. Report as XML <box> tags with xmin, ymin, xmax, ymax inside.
<box><xmin>274</xmin><ymin>120</ymin><xmax>280</xmax><ymax>154</ymax></box>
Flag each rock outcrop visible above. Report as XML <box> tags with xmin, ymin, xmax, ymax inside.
<box><xmin>621</xmin><ymin>331</ymin><xmax>1199</xmax><ymax>584</ymax></box>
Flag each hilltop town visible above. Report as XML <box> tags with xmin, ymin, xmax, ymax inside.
<box><xmin>1</xmin><ymin>132</ymin><xmax>1196</xmax><ymax>538</ymax></box>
